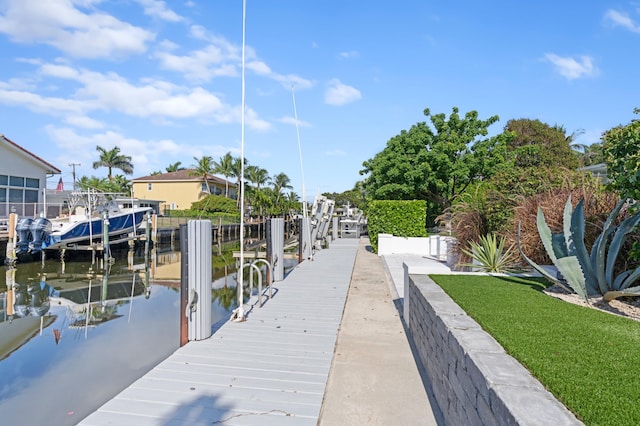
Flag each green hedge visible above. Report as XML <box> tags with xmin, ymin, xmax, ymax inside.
<box><xmin>367</xmin><ymin>200</ymin><xmax>427</xmax><ymax>252</ymax></box>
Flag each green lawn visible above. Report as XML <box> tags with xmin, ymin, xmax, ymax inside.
<box><xmin>431</xmin><ymin>274</ymin><xmax>640</xmax><ymax>426</ymax></box>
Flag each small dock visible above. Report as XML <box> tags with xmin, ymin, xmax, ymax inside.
<box><xmin>80</xmin><ymin>238</ymin><xmax>360</xmax><ymax>426</ymax></box>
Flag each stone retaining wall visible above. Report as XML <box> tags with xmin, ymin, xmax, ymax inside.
<box><xmin>405</xmin><ymin>273</ymin><xmax>583</xmax><ymax>426</ymax></box>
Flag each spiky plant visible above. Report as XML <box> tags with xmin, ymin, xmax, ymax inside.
<box><xmin>460</xmin><ymin>233</ymin><xmax>522</xmax><ymax>273</ymax></box>
<box><xmin>518</xmin><ymin>195</ymin><xmax>640</xmax><ymax>301</ymax></box>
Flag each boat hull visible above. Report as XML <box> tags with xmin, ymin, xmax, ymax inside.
<box><xmin>43</xmin><ymin>208</ymin><xmax>151</xmax><ymax>249</ymax></box>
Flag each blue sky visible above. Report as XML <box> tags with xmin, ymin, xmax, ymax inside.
<box><xmin>1</xmin><ymin>1</ymin><xmax>639</xmax><ymax>200</ymax></box>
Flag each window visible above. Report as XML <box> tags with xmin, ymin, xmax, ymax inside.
<box><xmin>24</xmin><ymin>189</ymin><xmax>38</xmax><ymax>203</ymax></box>
<box><xmin>147</xmin><ymin>183</ymin><xmax>152</xmax><ymax>191</ymax></box>
<box><xmin>25</xmin><ymin>178</ymin><xmax>39</xmax><ymax>188</ymax></box>
<box><xmin>9</xmin><ymin>176</ymin><xmax>24</xmax><ymax>187</ymax></box>
<box><xmin>201</xmin><ymin>183</ymin><xmax>207</xmax><ymax>192</ymax></box>
<box><xmin>0</xmin><ymin>175</ymin><xmax>7</xmax><ymax>185</ymax></box>
<box><xmin>0</xmin><ymin>188</ymin><xmax>6</xmax><ymax>202</ymax></box>
<box><xmin>9</xmin><ymin>188</ymin><xmax>22</xmax><ymax>202</ymax></box>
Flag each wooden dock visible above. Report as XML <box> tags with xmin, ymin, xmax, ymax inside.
<box><xmin>79</xmin><ymin>238</ymin><xmax>360</xmax><ymax>426</ymax></box>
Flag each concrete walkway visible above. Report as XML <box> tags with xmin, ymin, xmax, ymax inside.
<box><xmin>318</xmin><ymin>238</ymin><xmax>443</xmax><ymax>425</ymax></box>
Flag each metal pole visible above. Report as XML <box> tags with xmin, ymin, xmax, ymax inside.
<box><xmin>179</xmin><ymin>223</ymin><xmax>189</xmax><ymax>346</ymax></box>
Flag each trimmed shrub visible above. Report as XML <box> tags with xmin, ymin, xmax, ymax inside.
<box><xmin>367</xmin><ymin>200</ymin><xmax>427</xmax><ymax>252</ymax></box>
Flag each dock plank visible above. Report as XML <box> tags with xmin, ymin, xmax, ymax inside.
<box><xmin>79</xmin><ymin>238</ymin><xmax>359</xmax><ymax>425</ymax></box>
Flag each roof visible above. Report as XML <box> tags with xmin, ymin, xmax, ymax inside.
<box><xmin>0</xmin><ymin>134</ymin><xmax>61</xmax><ymax>174</ymax></box>
<box><xmin>132</xmin><ymin>169</ymin><xmax>236</xmax><ymax>187</ymax></box>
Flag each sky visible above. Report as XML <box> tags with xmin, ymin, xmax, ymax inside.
<box><xmin>1</xmin><ymin>1</ymin><xmax>640</xmax><ymax>201</ymax></box>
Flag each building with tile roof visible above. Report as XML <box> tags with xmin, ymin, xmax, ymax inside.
<box><xmin>132</xmin><ymin>170</ymin><xmax>236</xmax><ymax>214</ymax></box>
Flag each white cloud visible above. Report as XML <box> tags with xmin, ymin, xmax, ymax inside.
<box><xmin>604</xmin><ymin>9</ymin><xmax>640</xmax><ymax>33</ymax></box>
<box><xmin>64</xmin><ymin>115</ymin><xmax>105</xmax><ymax>129</ymax></box>
<box><xmin>134</xmin><ymin>0</ymin><xmax>183</xmax><ymax>22</ymax></box>
<box><xmin>45</xmin><ymin>126</ymin><xmax>203</xmax><ymax>177</ymax></box>
<box><xmin>0</xmin><ymin>0</ymin><xmax>155</xmax><ymax>58</ymax></box>
<box><xmin>154</xmin><ymin>45</ymin><xmax>239</xmax><ymax>82</ymax></box>
<box><xmin>544</xmin><ymin>54</ymin><xmax>598</xmax><ymax>80</ymax></box>
<box><xmin>0</xmin><ymin>61</ymin><xmax>271</xmax><ymax>130</ymax></box>
<box><xmin>167</xmin><ymin>25</ymin><xmax>313</xmax><ymax>89</ymax></box>
<box><xmin>279</xmin><ymin>116</ymin><xmax>311</xmax><ymax>127</ymax></box>
<box><xmin>339</xmin><ymin>50</ymin><xmax>359</xmax><ymax>59</ymax></box>
<box><xmin>324</xmin><ymin>79</ymin><xmax>361</xmax><ymax>105</ymax></box>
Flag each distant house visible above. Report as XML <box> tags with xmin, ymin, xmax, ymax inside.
<box><xmin>0</xmin><ymin>134</ymin><xmax>61</xmax><ymax>218</ymax></box>
<box><xmin>132</xmin><ymin>170</ymin><xmax>237</xmax><ymax>214</ymax></box>
<box><xmin>579</xmin><ymin>163</ymin><xmax>609</xmax><ymax>184</ymax></box>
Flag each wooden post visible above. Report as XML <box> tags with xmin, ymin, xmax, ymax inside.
<box><xmin>6</xmin><ymin>213</ymin><xmax>18</xmax><ymax>261</ymax></box>
<box><xmin>102</xmin><ymin>211</ymin><xmax>110</xmax><ymax>267</ymax></box>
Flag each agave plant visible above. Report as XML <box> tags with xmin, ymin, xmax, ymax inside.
<box><xmin>518</xmin><ymin>195</ymin><xmax>640</xmax><ymax>302</ymax></box>
<box><xmin>460</xmin><ymin>233</ymin><xmax>521</xmax><ymax>273</ymax></box>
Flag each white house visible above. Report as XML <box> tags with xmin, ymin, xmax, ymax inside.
<box><xmin>0</xmin><ymin>134</ymin><xmax>61</xmax><ymax>218</ymax></box>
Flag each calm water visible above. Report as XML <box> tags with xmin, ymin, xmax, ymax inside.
<box><xmin>0</xmin><ymin>243</ymin><xmax>252</xmax><ymax>425</ymax></box>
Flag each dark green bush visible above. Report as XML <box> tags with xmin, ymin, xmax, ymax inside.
<box><xmin>367</xmin><ymin>200</ymin><xmax>427</xmax><ymax>252</ymax></box>
<box><xmin>191</xmin><ymin>194</ymin><xmax>239</xmax><ymax>214</ymax></box>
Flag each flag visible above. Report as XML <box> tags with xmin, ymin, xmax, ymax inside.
<box><xmin>55</xmin><ymin>177</ymin><xmax>64</xmax><ymax>192</ymax></box>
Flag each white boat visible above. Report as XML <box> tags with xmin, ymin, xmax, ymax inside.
<box><xmin>15</xmin><ymin>190</ymin><xmax>152</xmax><ymax>253</ymax></box>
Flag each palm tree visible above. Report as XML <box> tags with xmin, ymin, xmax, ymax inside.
<box><xmin>190</xmin><ymin>155</ymin><xmax>215</xmax><ymax>196</ymax></box>
<box><xmin>230</xmin><ymin>156</ymin><xmax>248</xmax><ymax>208</ymax></box>
<box><xmin>92</xmin><ymin>146</ymin><xmax>134</xmax><ymax>181</ymax></box>
<box><xmin>245</xmin><ymin>165</ymin><xmax>270</xmax><ymax>190</ymax></box>
<box><xmin>165</xmin><ymin>161</ymin><xmax>184</xmax><ymax>173</ymax></box>
<box><xmin>271</xmin><ymin>172</ymin><xmax>293</xmax><ymax>210</ymax></box>
<box><xmin>212</xmin><ymin>152</ymin><xmax>234</xmax><ymax>197</ymax></box>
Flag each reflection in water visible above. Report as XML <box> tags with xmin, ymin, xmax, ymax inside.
<box><xmin>0</xmin><ymin>239</ymin><xmax>288</xmax><ymax>425</ymax></box>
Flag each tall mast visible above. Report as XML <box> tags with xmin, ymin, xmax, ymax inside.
<box><xmin>233</xmin><ymin>0</ymin><xmax>247</xmax><ymax>321</ymax></box>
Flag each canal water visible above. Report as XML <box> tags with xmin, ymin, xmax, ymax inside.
<box><xmin>0</xmin><ymin>241</ymin><xmax>282</xmax><ymax>425</ymax></box>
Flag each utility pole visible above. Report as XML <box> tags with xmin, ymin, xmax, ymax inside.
<box><xmin>69</xmin><ymin>163</ymin><xmax>80</xmax><ymax>190</ymax></box>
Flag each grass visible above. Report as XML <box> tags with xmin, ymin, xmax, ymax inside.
<box><xmin>430</xmin><ymin>274</ymin><xmax>640</xmax><ymax>426</ymax></box>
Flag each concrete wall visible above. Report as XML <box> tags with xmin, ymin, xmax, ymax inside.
<box><xmin>378</xmin><ymin>233</ymin><xmax>455</xmax><ymax>262</ymax></box>
<box><xmin>404</xmin><ymin>272</ymin><xmax>582</xmax><ymax>426</ymax></box>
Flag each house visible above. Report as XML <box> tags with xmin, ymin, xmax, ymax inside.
<box><xmin>579</xmin><ymin>163</ymin><xmax>609</xmax><ymax>184</ymax></box>
<box><xmin>132</xmin><ymin>170</ymin><xmax>237</xmax><ymax>214</ymax></box>
<box><xmin>0</xmin><ymin>134</ymin><xmax>61</xmax><ymax>218</ymax></box>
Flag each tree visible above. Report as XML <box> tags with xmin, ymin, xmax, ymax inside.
<box><xmin>322</xmin><ymin>181</ymin><xmax>367</xmax><ymax>209</ymax></box>
<box><xmin>580</xmin><ymin>142</ymin><xmax>604</xmax><ymax>167</ymax></box>
<box><xmin>504</xmin><ymin>119</ymin><xmax>579</xmax><ymax>169</ymax></box>
<box><xmin>245</xmin><ymin>165</ymin><xmax>269</xmax><ymax>190</ymax></box>
<box><xmin>92</xmin><ymin>146</ymin><xmax>134</xmax><ymax>181</ymax></box>
<box><xmin>76</xmin><ymin>175</ymin><xmax>130</xmax><ymax>193</ymax></box>
<box><xmin>190</xmin><ymin>155</ymin><xmax>215</xmax><ymax>196</ymax></box>
<box><xmin>165</xmin><ymin>161</ymin><xmax>184</xmax><ymax>173</ymax></box>
<box><xmin>271</xmin><ymin>172</ymin><xmax>293</xmax><ymax>213</ymax></box>
<box><xmin>230</xmin><ymin>155</ymin><xmax>248</xmax><ymax>207</ymax></box>
<box><xmin>602</xmin><ymin>108</ymin><xmax>640</xmax><ymax>201</ymax></box>
<box><xmin>245</xmin><ymin>165</ymin><xmax>270</xmax><ymax>218</ymax></box>
<box><xmin>361</xmin><ymin>107</ymin><xmax>508</xmax><ymax>220</ymax></box>
<box><xmin>212</xmin><ymin>152</ymin><xmax>234</xmax><ymax>197</ymax></box>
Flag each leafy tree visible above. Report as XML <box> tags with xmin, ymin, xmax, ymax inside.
<box><xmin>271</xmin><ymin>172</ymin><xmax>293</xmax><ymax>208</ymax></box>
<box><xmin>92</xmin><ymin>146</ymin><xmax>134</xmax><ymax>180</ymax></box>
<box><xmin>76</xmin><ymin>175</ymin><xmax>131</xmax><ymax>193</ymax></box>
<box><xmin>572</xmin><ymin>142</ymin><xmax>604</xmax><ymax>167</ymax></box>
<box><xmin>602</xmin><ymin>108</ymin><xmax>640</xmax><ymax>201</ymax></box>
<box><xmin>189</xmin><ymin>155</ymin><xmax>215</xmax><ymax>196</ymax></box>
<box><xmin>191</xmin><ymin>194</ymin><xmax>239</xmax><ymax>214</ymax></box>
<box><xmin>212</xmin><ymin>152</ymin><xmax>234</xmax><ymax>197</ymax></box>
<box><xmin>504</xmin><ymin>119</ymin><xmax>579</xmax><ymax>169</ymax></box>
<box><xmin>230</xmin><ymin>155</ymin><xmax>248</xmax><ymax>207</ymax></box>
<box><xmin>245</xmin><ymin>165</ymin><xmax>270</xmax><ymax>218</ymax></box>
<box><xmin>322</xmin><ymin>181</ymin><xmax>367</xmax><ymax>209</ymax></box>
<box><xmin>361</xmin><ymin>107</ymin><xmax>508</xmax><ymax>222</ymax></box>
<box><xmin>165</xmin><ymin>161</ymin><xmax>184</xmax><ymax>172</ymax></box>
